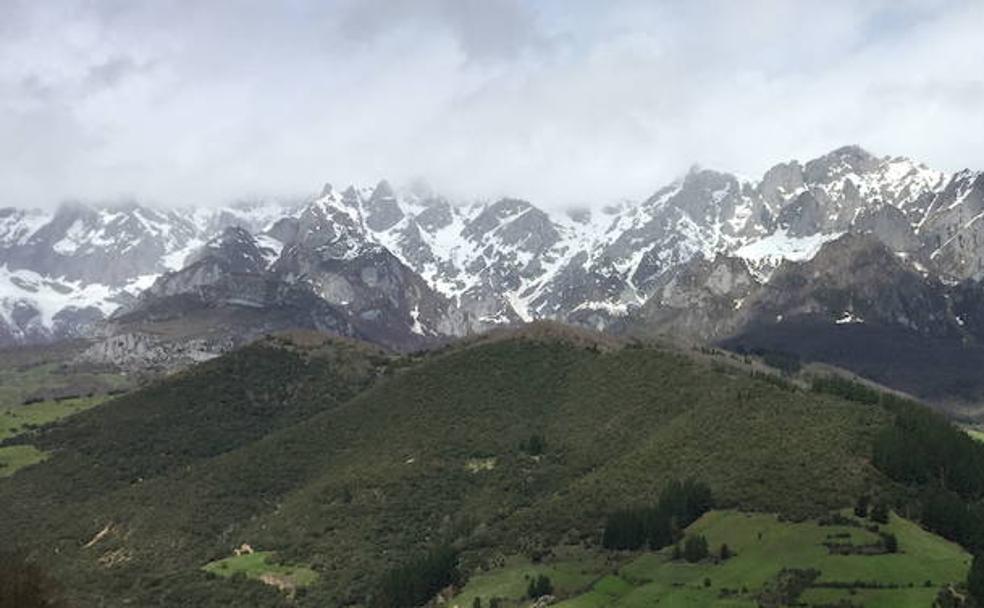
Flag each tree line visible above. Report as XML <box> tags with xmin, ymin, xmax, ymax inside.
<box><xmin>372</xmin><ymin>545</ymin><xmax>461</xmax><ymax>608</ymax></box>
<box><xmin>812</xmin><ymin>375</ymin><xmax>984</xmax><ymax>604</ymax></box>
<box><xmin>601</xmin><ymin>479</ymin><xmax>713</xmax><ymax>551</ymax></box>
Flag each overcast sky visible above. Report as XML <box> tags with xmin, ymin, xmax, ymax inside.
<box><xmin>2</xmin><ymin>0</ymin><xmax>982</xmax><ymax>209</ymax></box>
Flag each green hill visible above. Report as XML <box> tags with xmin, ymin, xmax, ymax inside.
<box><xmin>0</xmin><ymin>324</ymin><xmax>970</xmax><ymax>607</ymax></box>
<box><xmin>452</xmin><ymin>509</ymin><xmax>969</xmax><ymax>608</ymax></box>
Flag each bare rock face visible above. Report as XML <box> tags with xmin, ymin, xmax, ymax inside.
<box><xmin>776</xmin><ymin>192</ymin><xmax>823</xmax><ymax>237</ymax></box>
<box><xmin>851</xmin><ymin>204</ymin><xmax>921</xmax><ymax>254</ymax></box>
<box><xmin>363</xmin><ymin>180</ymin><xmax>404</xmax><ymax>232</ymax></box>
<box><xmin>804</xmin><ymin>145</ymin><xmax>881</xmax><ymax>185</ymax></box>
<box><xmin>275</xmin><ymin>238</ymin><xmax>471</xmax><ymax>349</ymax></box>
<box><xmin>718</xmin><ymin>234</ymin><xmax>984</xmax><ymax>405</ymax></box>
<box><xmin>414</xmin><ymin>198</ymin><xmax>455</xmax><ymax>232</ymax></box>
<box><xmin>79</xmin><ymin>332</ymin><xmax>228</xmax><ymax>373</ymax></box>
<box><xmin>622</xmin><ymin>254</ymin><xmax>758</xmax><ymax>342</ymax></box>
<box><xmin>52</xmin><ymin>306</ymin><xmax>106</xmax><ymax>340</ymax></box>
<box><xmin>7</xmin><ymin>144</ymin><xmax>984</xmax><ymax>395</ymax></box>
<box><xmin>141</xmin><ymin>226</ymin><xmax>272</xmax><ymax>301</ymax></box>
<box><xmin>744</xmin><ymin>234</ymin><xmax>957</xmax><ymax>336</ymax></box>
<box><xmin>920</xmin><ymin>171</ymin><xmax>984</xmax><ymax>281</ymax></box>
<box><xmin>88</xmin><ymin>273</ymin><xmax>360</xmax><ymax>371</ymax></box>
<box><xmin>758</xmin><ymin>161</ymin><xmax>805</xmax><ymax>208</ymax></box>
<box><xmin>2</xmin><ymin>201</ymin><xmax>199</xmax><ymax>286</ymax></box>
<box><xmin>0</xmin><ymin>300</ymin><xmax>50</xmax><ymax>344</ymax></box>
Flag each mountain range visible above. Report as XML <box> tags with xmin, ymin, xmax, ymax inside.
<box><xmin>3</xmin><ymin>144</ymin><xmax>984</xmax><ymax>403</ymax></box>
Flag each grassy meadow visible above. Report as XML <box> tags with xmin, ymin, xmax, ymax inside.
<box><xmin>0</xmin><ymin>394</ymin><xmax>110</xmax><ymax>441</ymax></box>
<box><xmin>203</xmin><ymin>551</ymin><xmax>318</xmax><ymax>589</ymax></box>
<box><xmin>452</xmin><ymin>509</ymin><xmax>969</xmax><ymax>608</ymax></box>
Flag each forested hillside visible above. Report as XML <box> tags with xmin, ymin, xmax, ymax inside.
<box><xmin>1</xmin><ymin>325</ymin><xmax>983</xmax><ymax>606</ymax></box>
<box><xmin>0</xmin><ymin>325</ymin><xmax>898</xmax><ymax>606</ymax></box>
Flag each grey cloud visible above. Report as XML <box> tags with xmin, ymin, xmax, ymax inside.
<box><xmin>333</xmin><ymin>0</ymin><xmax>544</xmax><ymax>61</ymax></box>
<box><xmin>83</xmin><ymin>56</ymin><xmax>146</xmax><ymax>91</ymax></box>
<box><xmin>0</xmin><ymin>0</ymin><xmax>982</xmax><ymax>209</ymax></box>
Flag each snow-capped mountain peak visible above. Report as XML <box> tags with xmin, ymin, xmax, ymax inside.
<box><xmin>2</xmin><ymin>145</ymin><xmax>983</xmax><ymax>348</ymax></box>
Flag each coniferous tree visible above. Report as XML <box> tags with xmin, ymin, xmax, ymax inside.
<box><xmin>683</xmin><ymin>535</ymin><xmax>709</xmax><ymax>563</ymax></box>
<box><xmin>719</xmin><ymin>543</ymin><xmax>732</xmax><ymax>560</ymax></box>
<box><xmin>968</xmin><ymin>554</ymin><xmax>984</xmax><ymax>604</ymax></box>
<box><xmin>646</xmin><ymin>512</ymin><xmax>674</xmax><ymax>549</ymax></box>
<box><xmin>854</xmin><ymin>495</ymin><xmax>870</xmax><ymax>518</ymax></box>
<box><xmin>522</xmin><ymin>433</ymin><xmax>547</xmax><ymax>456</ymax></box>
<box><xmin>871</xmin><ymin>502</ymin><xmax>889</xmax><ymax>524</ymax></box>
<box><xmin>601</xmin><ymin>479</ymin><xmax>712</xmax><ymax>552</ymax></box>
<box><xmin>374</xmin><ymin>545</ymin><xmax>460</xmax><ymax>608</ymax></box>
<box><xmin>527</xmin><ymin>575</ymin><xmax>553</xmax><ymax>599</ymax></box>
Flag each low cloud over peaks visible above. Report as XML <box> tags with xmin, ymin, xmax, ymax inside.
<box><xmin>1</xmin><ymin>0</ymin><xmax>982</xmax><ymax>209</ymax></box>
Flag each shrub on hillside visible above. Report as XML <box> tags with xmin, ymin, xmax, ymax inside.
<box><xmin>871</xmin><ymin>502</ymin><xmax>889</xmax><ymax>524</ymax></box>
<box><xmin>854</xmin><ymin>495</ymin><xmax>870</xmax><ymax>518</ymax></box>
<box><xmin>719</xmin><ymin>543</ymin><xmax>732</xmax><ymax>560</ymax></box>
<box><xmin>526</xmin><ymin>574</ymin><xmax>553</xmax><ymax>599</ymax></box>
<box><xmin>683</xmin><ymin>535</ymin><xmax>709</xmax><ymax>563</ymax></box>
<box><xmin>520</xmin><ymin>433</ymin><xmax>547</xmax><ymax>456</ymax></box>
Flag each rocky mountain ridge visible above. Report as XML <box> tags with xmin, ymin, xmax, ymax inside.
<box><xmin>2</xmin><ymin>145</ymin><xmax>983</xmax><ymax>360</ymax></box>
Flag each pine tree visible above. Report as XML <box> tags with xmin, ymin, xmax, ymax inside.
<box><xmin>524</xmin><ymin>433</ymin><xmax>546</xmax><ymax>456</ymax></box>
<box><xmin>527</xmin><ymin>575</ymin><xmax>553</xmax><ymax>598</ymax></box>
<box><xmin>854</xmin><ymin>495</ymin><xmax>870</xmax><ymax>518</ymax></box>
<box><xmin>683</xmin><ymin>535</ymin><xmax>709</xmax><ymax>563</ymax></box>
<box><xmin>968</xmin><ymin>554</ymin><xmax>984</xmax><ymax>604</ymax></box>
<box><xmin>719</xmin><ymin>543</ymin><xmax>732</xmax><ymax>560</ymax></box>
<box><xmin>871</xmin><ymin>501</ymin><xmax>889</xmax><ymax>524</ymax></box>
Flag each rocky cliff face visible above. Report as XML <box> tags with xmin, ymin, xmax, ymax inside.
<box><xmin>717</xmin><ymin>233</ymin><xmax>984</xmax><ymax>405</ymax></box>
<box><xmin>743</xmin><ymin>234</ymin><xmax>959</xmax><ymax>335</ymax></box>
<box><xmin>920</xmin><ymin>171</ymin><xmax>984</xmax><ymax>281</ymax></box>
<box><xmin>621</xmin><ymin>254</ymin><xmax>758</xmax><ymax>342</ymax></box>
<box><xmin>3</xmin><ymin>145</ymin><xmax>984</xmax><ymax>373</ymax></box>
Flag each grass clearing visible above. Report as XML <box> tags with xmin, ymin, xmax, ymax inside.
<box><xmin>0</xmin><ymin>362</ymin><xmax>63</xmax><ymax>409</ymax></box>
<box><xmin>202</xmin><ymin>551</ymin><xmax>318</xmax><ymax>589</ymax></box>
<box><xmin>0</xmin><ymin>395</ymin><xmax>110</xmax><ymax>442</ymax></box>
<box><xmin>554</xmin><ymin>575</ymin><xmax>635</xmax><ymax>608</ymax></box>
<box><xmin>0</xmin><ymin>395</ymin><xmax>111</xmax><ymax>478</ymax></box>
<box><xmin>0</xmin><ymin>444</ymin><xmax>49</xmax><ymax>477</ymax></box>
<box><xmin>800</xmin><ymin>586</ymin><xmax>940</xmax><ymax>607</ymax></box>
<box><xmin>617</xmin><ymin>510</ymin><xmax>967</xmax><ymax>606</ymax></box>
<box><xmin>0</xmin><ymin>359</ymin><xmax>130</xmax><ymax>412</ymax></box>
<box><xmin>449</xmin><ymin>547</ymin><xmax>609</xmax><ymax>608</ymax></box>
<box><xmin>962</xmin><ymin>425</ymin><xmax>984</xmax><ymax>443</ymax></box>
<box><xmin>461</xmin><ymin>510</ymin><xmax>969</xmax><ymax>608</ymax></box>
